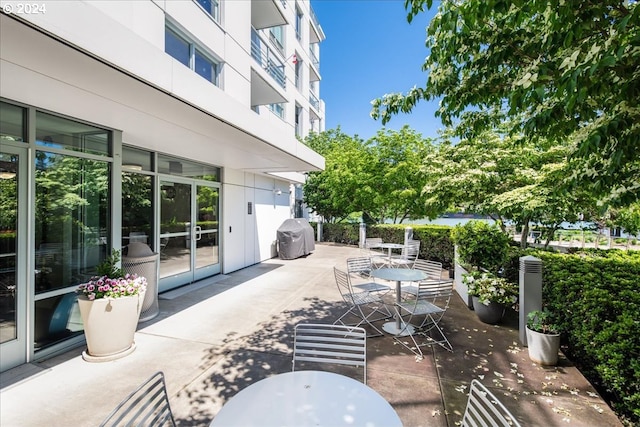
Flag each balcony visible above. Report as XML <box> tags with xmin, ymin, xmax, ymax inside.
<box><xmin>251</xmin><ymin>0</ymin><xmax>288</xmax><ymax>30</ymax></box>
<box><xmin>251</xmin><ymin>29</ymin><xmax>287</xmax><ymax>106</ymax></box>
<box><xmin>309</xmin><ymin>91</ymin><xmax>321</xmax><ymax>119</ymax></box>
<box><xmin>308</xmin><ymin>4</ymin><xmax>325</xmax><ymax>43</ymax></box>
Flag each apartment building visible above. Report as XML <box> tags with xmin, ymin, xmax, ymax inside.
<box><xmin>0</xmin><ymin>0</ymin><xmax>326</xmax><ymax>372</ymax></box>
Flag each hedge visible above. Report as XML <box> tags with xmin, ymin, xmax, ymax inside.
<box><xmin>312</xmin><ymin>222</ymin><xmax>455</xmax><ymax>269</ymax></box>
<box><xmin>532</xmin><ymin>249</ymin><xmax>640</xmax><ymax>425</ymax></box>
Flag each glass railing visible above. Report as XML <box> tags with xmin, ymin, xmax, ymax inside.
<box><xmin>309</xmin><ymin>46</ymin><xmax>319</xmax><ymax>70</ymax></box>
<box><xmin>309</xmin><ymin>91</ymin><xmax>320</xmax><ymax>111</ymax></box>
<box><xmin>251</xmin><ymin>29</ymin><xmax>286</xmax><ymax>89</ymax></box>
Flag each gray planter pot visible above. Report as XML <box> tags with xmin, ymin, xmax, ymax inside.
<box><xmin>471</xmin><ymin>296</ymin><xmax>505</xmax><ymax>324</ymax></box>
<box><xmin>526</xmin><ymin>326</ymin><xmax>561</xmax><ymax>365</ymax></box>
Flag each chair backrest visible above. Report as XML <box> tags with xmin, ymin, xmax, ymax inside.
<box><xmin>346</xmin><ymin>257</ymin><xmax>373</xmax><ymax>277</ymax></box>
<box><xmin>292</xmin><ymin>323</ymin><xmax>367</xmax><ymax>383</ymax></box>
<box><xmin>334</xmin><ymin>267</ymin><xmax>355</xmax><ymax>303</ymax></box>
<box><xmin>413</xmin><ymin>259</ymin><xmax>444</xmax><ymax>279</ymax></box>
<box><xmin>399</xmin><ymin>240</ymin><xmax>420</xmax><ymax>261</ymax></box>
<box><xmin>461</xmin><ymin>379</ymin><xmax>522</xmax><ymax>427</ymax></box>
<box><xmin>364</xmin><ymin>237</ymin><xmax>382</xmax><ymax>249</ymax></box>
<box><xmin>415</xmin><ymin>279</ymin><xmax>453</xmax><ymax>306</ymax></box>
<box><xmin>100</xmin><ymin>371</ymin><xmax>177</xmax><ymax>427</ymax></box>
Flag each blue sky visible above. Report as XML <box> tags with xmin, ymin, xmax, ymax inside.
<box><xmin>311</xmin><ymin>0</ymin><xmax>441</xmax><ymax>141</ymax></box>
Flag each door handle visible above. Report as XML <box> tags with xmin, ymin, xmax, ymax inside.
<box><xmin>195</xmin><ymin>225</ymin><xmax>202</xmax><ymax>241</ymax></box>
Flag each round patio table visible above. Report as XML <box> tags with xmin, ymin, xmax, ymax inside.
<box><xmin>209</xmin><ymin>370</ymin><xmax>402</xmax><ymax>427</ymax></box>
<box><xmin>370</xmin><ymin>267</ymin><xmax>427</xmax><ymax>336</ymax></box>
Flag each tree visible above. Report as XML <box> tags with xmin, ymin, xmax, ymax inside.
<box><xmin>362</xmin><ymin>127</ymin><xmax>433</xmax><ymax>223</ymax></box>
<box><xmin>304</xmin><ymin>129</ymin><xmax>371</xmax><ymax>223</ymax></box>
<box><xmin>303</xmin><ymin>127</ymin><xmax>433</xmax><ymax>223</ymax></box>
<box><xmin>371</xmin><ymin>0</ymin><xmax>640</xmax><ymax>205</ymax></box>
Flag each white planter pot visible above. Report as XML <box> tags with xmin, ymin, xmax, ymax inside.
<box><xmin>526</xmin><ymin>326</ymin><xmax>561</xmax><ymax>366</ymax></box>
<box><xmin>78</xmin><ymin>291</ymin><xmax>144</xmax><ymax>362</ymax></box>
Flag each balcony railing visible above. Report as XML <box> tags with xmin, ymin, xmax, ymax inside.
<box><xmin>309</xmin><ymin>46</ymin><xmax>319</xmax><ymax>70</ymax></box>
<box><xmin>251</xmin><ymin>29</ymin><xmax>286</xmax><ymax>89</ymax></box>
<box><xmin>309</xmin><ymin>91</ymin><xmax>320</xmax><ymax>111</ymax></box>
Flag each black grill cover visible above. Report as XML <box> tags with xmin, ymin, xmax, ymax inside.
<box><xmin>277</xmin><ymin>218</ymin><xmax>315</xmax><ymax>260</ymax></box>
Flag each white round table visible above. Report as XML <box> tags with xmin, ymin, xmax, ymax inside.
<box><xmin>209</xmin><ymin>370</ymin><xmax>402</xmax><ymax>427</ymax></box>
<box><xmin>370</xmin><ymin>268</ymin><xmax>427</xmax><ymax>336</ymax></box>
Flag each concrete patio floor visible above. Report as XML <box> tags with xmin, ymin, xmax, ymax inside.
<box><xmin>0</xmin><ymin>243</ymin><xmax>624</xmax><ymax>427</ymax></box>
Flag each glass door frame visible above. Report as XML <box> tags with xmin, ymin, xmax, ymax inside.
<box><xmin>0</xmin><ymin>144</ymin><xmax>29</xmax><ymax>372</ymax></box>
<box><xmin>157</xmin><ymin>176</ymin><xmax>220</xmax><ymax>292</ymax></box>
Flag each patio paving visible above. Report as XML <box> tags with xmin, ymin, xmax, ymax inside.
<box><xmin>0</xmin><ymin>243</ymin><xmax>624</xmax><ymax>426</ymax></box>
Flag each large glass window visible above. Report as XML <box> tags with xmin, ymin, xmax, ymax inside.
<box><xmin>0</xmin><ymin>152</ymin><xmax>18</xmax><ymax>344</ymax></box>
<box><xmin>0</xmin><ymin>102</ymin><xmax>25</xmax><ymax>143</ymax></box>
<box><xmin>157</xmin><ymin>155</ymin><xmax>220</xmax><ymax>181</ymax></box>
<box><xmin>35</xmin><ymin>111</ymin><xmax>110</xmax><ymax>156</ymax></box>
<box><xmin>34</xmin><ymin>153</ymin><xmax>110</xmax><ymax>293</ymax></box>
<box><xmin>33</xmin><ymin>114</ymin><xmax>111</xmax><ymax>350</ymax></box>
<box><xmin>122</xmin><ymin>172</ymin><xmax>154</xmax><ymax>251</ymax></box>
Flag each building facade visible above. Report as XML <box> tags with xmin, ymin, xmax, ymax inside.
<box><xmin>0</xmin><ymin>0</ymin><xmax>325</xmax><ymax>372</ymax></box>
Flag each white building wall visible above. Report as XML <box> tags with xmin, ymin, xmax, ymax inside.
<box><xmin>1</xmin><ymin>0</ymin><xmax>324</xmax><ymax>274</ymax></box>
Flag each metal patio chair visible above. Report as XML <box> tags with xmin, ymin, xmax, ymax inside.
<box><xmin>461</xmin><ymin>379</ymin><xmax>522</xmax><ymax>427</ymax></box>
<box><xmin>394</xmin><ymin>278</ymin><xmax>454</xmax><ymax>356</ymax></box>
<box><xmin>333</xmin><ymin>267</ymin><xmax>388</xmax><ymax>337</ymax></box>
<box><xmin>99</xmin><ymin>371</ymin><xmax>176</xmax><ymax>427</ymax></box>
<box><xmin>403</xmin><ymin>258</ymin><xmax>453</xmax><ymax>298</ymax></box>
<box><xmin>292</xmin><ymin>323</ymin><xmax>367</xmax><ymax>384</ymax></box>
<box><xmin>364</xmin><ymin>237</ymin><xmax>387</xmax><ymax>268</ymax></box>
<box><xmin>390</xmin><ymin>239</ymin><xmax>420</xmax><ymax>269</ymax></box>
<box><xmin>346</xmin><ymin>256</ymin><xmax>392</xmax><ymax>296</ymax></box>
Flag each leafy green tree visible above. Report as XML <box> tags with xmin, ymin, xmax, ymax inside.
<box><xmin>363</xmin><ymin>127</ymin><xmax>433</xmax><ymax>223</ymax></box>
<box><xmin>303</xmin><ymin>127</ymin><xmax>432</xmax><ymax>223</ymax></box>
<box><xmin>371</xmin><ymin>0</ymin><xmax>640</xmax><ymax>205</ymax></box>
<box><xmin>304</xmin><ymin>129</ymin><xmax>371</xmax><ymax>223</ymax></box>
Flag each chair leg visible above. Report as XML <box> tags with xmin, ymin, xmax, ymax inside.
<box><xmin>392</xmin><ymin>310</ymin><xmax>453</xmax><ymax>357</ymax></box>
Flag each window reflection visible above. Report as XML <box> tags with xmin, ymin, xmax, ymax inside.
<box><xmin>34</xmin><ymin>152</ymin><xmax>110</xmax><ymax>293</ymax></box>
<box><xmin>122</xmin><ymin>172</ymin><xmax>153</xmax><ymax>250</ymax></box>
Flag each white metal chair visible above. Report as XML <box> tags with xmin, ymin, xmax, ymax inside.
<box><xmin>346</xmin><ymin>256</ymin><xmax>391</xmax><ymax>295</ymax></box>
<box><xmin>390</xmin><ymin>240</ymin><xmax>420</xmax><ymax>268</ymax></box>
<box><xmin>461</xmin><ymin>379</ymin><xmax>522</xmax><ymax>427</ymax></box>
<box><xmin>292</xmin><ymin>323</ymin><xmax>367</xmax><ymax>384</ymax></box>
<box><xmin>333</xmin><ymin>267</ymin><xmax>388</xmax><ymax>336</ymax></box>
<box><xmin>403</xmin><ymin>259</ymin><xmax>453</xmax><ymax>297</ymax></box>
<box><xmin>394</xmin><ymin>278</ymin><xmax>454</xmax><ymax>356</ymax></box>
<box><xmin>100</xmin><ymin>371</ymin><xmax>176</xmax><ymax>427</ymax></box>
<box><xmin>365</xmin><ymin>237</ymin><xmax>387</xmax><ymax>268</ymax></box>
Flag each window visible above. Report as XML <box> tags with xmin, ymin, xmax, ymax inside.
<box><xmin>165</xmin><ymin>25</ymin><xmax>221</xmax><ymax>86</ymax></box>
<box><xmin>295</xmin><ymin>104</ymin><xmax>302</xmax><ymax>137</ymax></box>
<box><xmin>165</xmin><ymin>28</ymin><xmax>190</xmax><ymax>67</ymax></box>
<box><xmin>295</xmin><ymin>55</ymin><xmax>302</xmax><ymax>89</ymax></box>
<box><xmin>269</xmin><ymin>26</ymin><xmax>284</xmax><ymax>54</ymax></box>
<box><xmin>195</xmin><ymin>0</ymin><xmax>219</xmax><ymax>21</ymax></box>
<box><xmin>295</xmin><ymin>7</ymin><xmax>303</xmax><ymax>41</ymax></box>
<box><xmin>268</xmin><ymin>103</ymin><xmax>285</xmax><ymax>119</ymax></box>
<box><xmin>0</xmin><ymin>101</ymin><xmax>26</xmax><ymax>142</ymax></box>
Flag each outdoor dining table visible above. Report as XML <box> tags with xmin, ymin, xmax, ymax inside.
<box><xmin>209</xmin><ymin>370</ymin><xmax>402</xmax><ymax>427</ymax></box>
<box><xmin>370</xmin><ymin>267</ymin><xmax>427</xmax><ymax>336</ymax></box>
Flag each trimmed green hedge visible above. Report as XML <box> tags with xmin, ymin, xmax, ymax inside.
<box><xmin>312</xmin><ymin>223</ymin><xmax>455</xmax><ymax>269</ymax></box>
<box><xmin>532</xmin><ymin>249</ymin><xmax>640</xmax><ymax>425</ymax></box>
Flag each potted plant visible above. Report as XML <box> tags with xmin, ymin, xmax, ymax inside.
<box><xmin>76</xmin><ymin>249</ymin><xmax>147</xmax><ymax>362</ymax></box>
<box><xmin>463</xmin><ymin>271</ymin><xmax>518</xmax><ymax>324</ymax></box>
<box><xmin>526</xmin><ymin>309</ymin><xmax>561</xmax><ymax>365</ymax></box>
